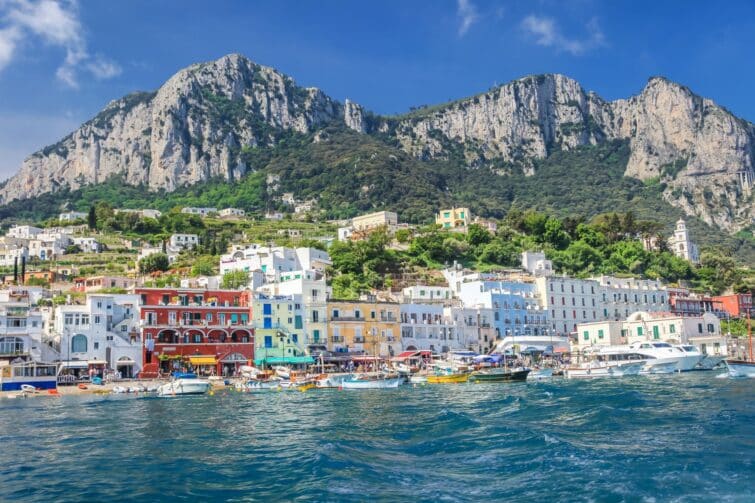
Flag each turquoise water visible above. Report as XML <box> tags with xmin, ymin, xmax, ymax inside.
<box><xmin>1</xmin><ymin>374</ymin><xmax>754</xmax><ymax>502</ymax></box>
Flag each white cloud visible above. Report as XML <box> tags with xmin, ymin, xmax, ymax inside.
<box><xmin>0</xmin><ymin>0</ymin><xmax>121</xmax><ymax>87</ymax></box>
<box><xmin>457</xmin><ymin>0</ymin><xmax>478</xmax><ymax>37</ymax></box>
<box><xmin>521</xmin><ymin>15</ymin><xmax>605</xmax><ymax>55</ymax></box>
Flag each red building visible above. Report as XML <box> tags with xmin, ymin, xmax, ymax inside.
<box><xmin>711</xmin><ymin>294</ymin><xmax>753</xmax><ymax>318</ymax></box>
<box><xmin>136</xmin><ymin>288</ymin><xmax>254</xmax><ymax>378</ymax></box>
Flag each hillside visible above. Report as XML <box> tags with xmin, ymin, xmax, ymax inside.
<box><xmin>1</xmin><ymin>54</ymin><xmax>754</xmax><ymax>235</ymax></box>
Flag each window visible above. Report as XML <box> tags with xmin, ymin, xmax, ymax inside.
<box><xmin>637</xmin><ymin>327</ymin><xmax>643</xmax><ymax>336</ymax></box>
<box><xmin>312</xmin><ymin>311</ymin><xmax>319</xmax><ymax>323</ymax></box>
<box><xmin>94</xmin><ymin>315</ymin><xmax>101</xmax><ymax>324</ymax></box>
<box><xmin>93</xmin><ymin>342</ymin><xmax>99</xmax><ymax>350</ymax></box>
<box><xmin>370</xmin><ymin>311</ymin><xmax>376</xmax><ymax>320</ymax></box>
<box><xmin>669</xmin><ymin>324</ymin><xmax>675</xmax><ymax>334</ymax></box>
<box><xmin>193</xmin><ymin>333</ymin><xmax>202</xmax><ymax>343</ymax></box>
<box><xmin>332</xmin><ymin>309</ymin><xmax>339</xmax><ymax>319</ymax></box>
<box><xmin>583</xmin><ymin>331</ymin><xmax>589</xmax><ymax>341</ymax></box>
<box><xmin>707</xmin><ymin>324</ymin><xmax>715</xmax><ymax>333</ymax></box>
<box><xmin>71</xmin><ymin>334</ymin><xmax>87</xmax><ymax>353</ymax></box>
<box><xmin>264</xmin><ymin>336</ymin><xmax>272</xmax><ymax>348</ymax></box>
<box><xmin>355</xmin><ymin>310</ymin><xmax>361</xmax><ymax>319</ymax></box>
<box><xmin>263</xmin><ymin>304</ymin><xmax>272</xmax><ymax>315</ymax></box>
<box><xmin>291</xmin><ymin>334</ymin><xmax>298</xmax><ymax>343</ymax></box>
<box><xmin>652</xmin><ymin>326</ymin><xmax>660</xmax><ymax>339</ymax></box>
<box><xmin>311</xmin><ymin>289</ymin><xmax>319</xmax><ymax>299</ymax></box>
<box><xmin>0</xmin><ymin>337</ymin><xmax>23</xmax><ymax>354</ymax></box>
<box><xmin>598</xmin><ymin>329</ymin><xmax>604</xmax><ymax>339</ymax></box>
<box><xmin>698</xmin><ymin>323</ymin><xmax>703</xmax><ymax>334</ymax></box>
<box><xmin>313</xmin><ymin>329</ymin><xmax>320</xmax><ymax>343</ymax></box>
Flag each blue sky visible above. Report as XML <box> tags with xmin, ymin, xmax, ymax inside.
<box><xmin>1</xmin><ymin>0</ymin><xmax>755</xmax><ymax>179</ymax></box>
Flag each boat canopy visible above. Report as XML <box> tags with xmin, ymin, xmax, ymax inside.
<box><xmin>253</xmin><ymin>356</ymin><xmax>315</xmax><ymax>365</ymax></box>
<box><xmin>391</xmin><ymin>350</ymin><xmax>432</xmax><ymax>362</ymax></box>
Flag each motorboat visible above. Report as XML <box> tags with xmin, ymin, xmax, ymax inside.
<box><xmin>427</xmin><ymin>373</ymin><xmax>469</xmax><ymax>384</ymax></box>
<box><xmin>237</xmin><ymin>379</ymin><xmax>283</xmax><ymax>393</ymax></box>
<box><xmin>697</xmin><ymin>354</ymin><xmax>726</xmax><ymax>370</ymax></box>
<box><xmin>565</xmin><ymin>360</ymin><xmax>645</xmax><ymax>379</ymax></box>
<box><xmin>157</xmin><ymin>378</ymin><xmax>211</xmax><ymax>396</ymax></box>
<box><xmin>315</xmin><ymin>373</ymin><xmax>353</xmax><ymax>388</ymax></box>
<box><xmin>409</xmin><ymin>375</ymin><xmax>428</xmax><ymax>384</ymax></box>
<box><xmin>341</xmin><ymin>374</ymin><xmax>403</xmax><ymax>389</ymax></box>
<box><xmin>468</xmin><ymin>368</ymin><xmax>530</xmax><ymax>383</ymax></box>
<box><xmin>629</xmin><ymin>342</ymin><xmax>703</xmax><ymax>372</ymax></box>
<box><xmin>724</xmin><ymin>360</ymin><xmax>755</xmax><ymax>378</ymax></box>
<box><xmin>272</xmin><ymin>366</ymin><xmax>291</xmax><ymax>380</ymax></box>
<box><xmin>527</xmin><ymin>368</ymin><xmax>554</xmax><ymax>381</ymax></box>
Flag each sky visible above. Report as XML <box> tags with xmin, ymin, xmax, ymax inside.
<box><xmin>1</xmin><ymin>0</ymin><xmax>755</xmax><ymax>180</ymax></box>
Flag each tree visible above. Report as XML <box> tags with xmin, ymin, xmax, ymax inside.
<box><xmin>191</xmin><ymin>256</ymin><xmax>216</xmax><ymax>277</ymax></box>
<box><xmin>466</xmin><ymin>224</ymin><xmax>492</xmax><ymax>247</ymax></box>
<box><xmin>87</xmin><ymin>205</ymin><xmax>97</xmax><ymax>230</ymax></box>
<box><xmin>139</xmin><ymin>253</ymin><xmax>170</xmax><ymax>274</ymax></box>
<box><xmin>221</xmin><ymin>270</ymin><xmax>249</xmax><ymax>289</ymax></box>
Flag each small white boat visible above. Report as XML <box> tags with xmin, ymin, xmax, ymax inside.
<box><xmin>20</xmin><ymin>384</ymin><xmax>38</xmax><ymax>393</ymax></box>
<box><xmin>316</xmin><ymin>373</ymin><xmax>353</xmax><ymax>388</ymax></box>
<box><xmin>157</xmin><ymin>378</ymin><xmax>211</xmax><ymax>396</ymax></box>
<box><xmin>565</xmin><ymin>361</ymin><xmax>644</xmax><ymax>379</ymax></box>
<box><xmin>242</xmin><ymin>380</ymin><xmax>283</xmax><ymax>393</ymax></box>
<box><xmin>341</xmin><ymin>375</ymin><xmax>403</xmax><ymax>389</ymax></box>
<box><xmin>527</xmin><ymin>368</ymin><xmax>554</xmax><ymax>381</ymax></box>
<box><xmin>409</xmin><ymin>375</ymin><xmax>428</xmax><ymax>384</ymax></box>
<box><xmin>112</xmin><ymin>385</ymin><xmax>128</xmax><ymax>394</ymax></box>
<box><xmin>725</xmin><ymin>360</ymin><xmax>755</xmax><ymax>378</ymax></box>
<box><xmin>273</xmin><ymin>366</ymin><xmax>291</xmax><ymax>380</ymax></box>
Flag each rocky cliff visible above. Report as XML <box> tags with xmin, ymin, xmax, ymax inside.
<box><xmin>2</xmin><ymin>54</ymin><xmax>753</xmax><ymax>231</ymax></box>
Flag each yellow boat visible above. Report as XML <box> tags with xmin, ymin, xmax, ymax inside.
<box><xmin>426</xmin><ymin>373</ymin><xmax>469</xmax><ymax>384</ymax></box>
<box><xmin>295</xmin><ymin>382</ymin><xmax>316</xmax><ymax>392</ymax></box>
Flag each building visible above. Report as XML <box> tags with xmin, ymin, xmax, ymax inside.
<box><xmin>250</xmin><ymin>293</ymin><xmax>313</xmax><ymax>367</ymax></box>
<box><xmin>473</xmin><ymin>217</ymin><xmax>498</xmax><ymax>234</ymax></box>
<box><xmin>575</xmin><ymin>311</ymin><xmax>726</xmax><ymax>356</ymax></box>
<box><xmin>219</xmin><ymin>208</ymin><xmax>246</xmax><ymax>219</ymax></box>
<box><xmin>711</xmin><ymin>293</ymin><xmax>753</xmax><ymax>319</ymax></box>
<box><xmin>458</xmin><ymin>280</ymin><xmax>548</xmax><ymax>338</ymax></box>
<box><xmin>444</xmin><ymin>306</ymin><xmax>497</xmax><ymax>353</ymax></box>
<box><xmin>327</xmin><ymin>300</ymin><xmax>400</xmax><ymax>356</ymax></box>
<box><xmin>401</xmin><ymin>285</ymin><xmax>454</xmax><ymax>304</ymax></box>
<box><xmin>338</xmin><ymin>211</ymin><xmax>399</xmax><ymax>241</ymax></box>
<box><xmin>59</xmin><ymin>211</ymin><xmax>87</xmax><ymax>222</ymax></box>
<box><xmin>72</xmin><ymin>237</ymin><xmax>102</xmax><ymax>253</ymax></box>
<box><xmin>668</xmin><ymin>218</ymin><xmax>699</xmax><ymax>263</ymax></box>
<box><xmin>220</xmin><ymin>245</ymin><xmax>331</xmax><ymax>282</ymax></box>
<box><xmin>0</xmin><ymin>288</ymin><xmax>54</xmax><ymax>364</ymax></box>
<box><xmin>400</xmin><ymin>303</ymin><xmax>461</xmax><ymax>353</ymax></box>
<box><xmin>181</xmin><ymin>207</ymin><xmax>217</xmax><ymax>217</ymax></box>
<box><xmin>169</xmin><ymin>234</ymin><xmax>199</xmax><ymax>250</ymax></box>
<box><xmin>668</xmin><ymin>288</ymin><xmax>725</xmax><ymax>317</ymax></box>
<box><xmin>264</xmin><ymin>212</ymin><xmax>285</xmax><ymax>221</ymax></box>
<box><xmin>256</xmin><ymin>270</ymin><xmax>330</xmax><ymax>348</ymax></box>
<box><xmin>0</xmin><ymin>243</ymin><xmax>28</xmax><ymax>267</ymax></box>
<box><xmin>55</xmin><ymin>294</ymin><xmax>143</xmax><ymax>378</ymax></box>
<box><xmin>73</xmin><ymin>276</ymin><xmax>139</xmax><ymax>293</ymax></box>
<box><xmin>115</xmin><ymin>208</ymin><xmax>162</xmax><ymax>219</ymax></box>
<box><xmin>6</xmin><ymin>225</ymin><xmax>43</xmax><ymax>239</ymax></box>
<box><xmin>436</xmin><ymin>207</ymin><xmax>471</xmax><ymax>231</ymax></box>
<box><xmin>521</xmin><ymin>251</ymin><xmax>554</xmax><ymax>277</ymax></box>
<box><xmin>136</xmin><ymin>288</ymin><xmax>254</xmax><ymax>378</ymax></box>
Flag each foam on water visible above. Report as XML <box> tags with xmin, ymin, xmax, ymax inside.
<box><xmin>1</xmin><ymin>373</ymin><xmax>754</xmax><ymax>502</ymax></box>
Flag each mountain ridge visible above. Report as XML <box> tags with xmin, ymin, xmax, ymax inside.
<box><xmin>1</xmin><ymin>53</ymin><xmax>753</xmax><ymax>233</ymax></box>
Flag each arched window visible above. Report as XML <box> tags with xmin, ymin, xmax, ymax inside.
<box><xmin>0</xmin><ymin>337</ymin><xmax>24</xmax><ymax>355</ymax></box>
<box><xmin>71</xmin><ymin>334</ymin><xmax>87</xmax><ymax>353</ymax></box>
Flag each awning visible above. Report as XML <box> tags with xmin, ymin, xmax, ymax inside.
<box><xmin>61</xmin><ymin>360</ymin><xmax>88</xmax><ymax>369</ymax></box>
<box><xmin>395</xmin><ymin>351</ymin><xmax>418</xmax><ymax>358</ymax></box>
<box><xmin>189</xmin><ymin>356</ymin><xmax>217</xmax><ymax>366</ymax></box>
<box><xmin>87</xmin><ymin>359</ymin><xmax>107</xmax><ymax>365</ymax></box>
<box><xmin>253</xmin><ymin>356</ymin><xmax>315</xmax><ymax>365</ymax></box>
<box><xmin>157</xmin><ymin>354</ymin><xmax>183</xmax><ymax>361</ymax></box>
<box><xmin>351</xmin><ymin>355</ymin><xmax>382</xmax><ymax>362</ymax></box>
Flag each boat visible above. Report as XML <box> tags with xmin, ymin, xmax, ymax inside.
<box><xmin>315</xmin><ymin>373</ymin><xmax>353</xmax><ymax>388</ymax></box>
<box><xmin>241</xmin><ymin>380</ymin><xmax>283</xmax><ymax>393</ymax></box>
<box><xmin>629</xmin><ymin>342</ymin><xmax>703</xmax><ymax>372</ymax></box>
<box><xmin>527</xmin><ymin>368</ymin><xmax>554</xmax><ymax>381</ymax></box>
<box><xmin>272</xmin><ymin>366</ymin><xmax>291</xmax><ymax>380</ymax></box>
<box><xmin>697</xmin><ymin>354</ymin><xmax>726</xmax><ymax>370</ymax></box>
<box><xmin>725</xmin><ymin>360</ymin><xmax>755</xmax><ymax>378</ymax></box>
<box><xmin>341</xmin><ymin>374</ymin><xmax>403</xmax><ymax>389</ymax></box>
<box><xmin>157</xmin><ymin>378</ymin><xmax>211</xmax><ymax>396</ymax></box>
<box><xmin>565</xmin><ymin>360</ymin><xmax>645</xmax><ymax>379</ymax></box>
<box><xmin>0</xmin><ymin>361</ymin><xmax>59</xmax><ymax>392</ymax></box>
<box><xmin>426</xmin><ymin>373</ymin><xmax>469</xmax><ymax>384</ymax></box>
<box><xmin>468</xmin><ymin>368</ymin><xmax>530</xmax><ymax>382</ymax></box>
<box><xmin>409</xmin><ymin>375</ymin><xmax>428</xmax><ymax>384</ymax></box>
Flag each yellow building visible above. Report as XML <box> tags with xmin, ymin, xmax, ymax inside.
<box><xmin>436</xmin><ymin>207</ymin><xmax>471</xmax><ymax>231</ymax></box>
<box><xmin>352</xmin><ymin>211</ymin><xmax>398</xmax><ymax>231</ymax></box>
<box><xmin>327</xmin><ymin>300</ymin><xmax>400</xmax><ymax>357</ymax></box>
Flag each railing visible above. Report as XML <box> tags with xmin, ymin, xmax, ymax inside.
<box><xmin>0</xmin><ymin>350</ymin><xmax>28</xmax><ymax>356</ymax></box>
<box><xmin>330</xmin><ymin>336</ymin><xmax>344</xmax><ymax>343</ymax></box>
<box><xmin>354</xmin><ymin>337</ymin><xmax>365</xmax><ymax>343</ymax></box>
<box><xmin>329</xmin><ymin>316</ymin><xmax>363</xmax><ymax>322</ymax></box>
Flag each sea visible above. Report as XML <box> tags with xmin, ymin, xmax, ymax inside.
<box><xmin>1</xmin><ymin>373</ymin><xmax>753</xmax><ymax>502</ymax></box>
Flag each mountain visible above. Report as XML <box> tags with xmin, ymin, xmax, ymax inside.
<box><xmin>1</xmin><ymin>53</ymin><xmax>754</xmax><ymax>233</ymax></box>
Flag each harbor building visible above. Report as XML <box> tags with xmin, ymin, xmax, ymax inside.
<box><xmin>711</xmin><ymin>293</ymin><xmax>753</xmax><ymax>319</ymax></box>
<box><xmin>0</xmin><ymin>288</ymin><xmax>55</xmax><ymax>364</ymax></box>
<box><xmin>458</xmin><ymin>280</ymin><xmax>548</xmax><ymax>338</ymax></box>
<box><xmin>327</xmin><ymin>300</ymin><xmax>400</xmax><ymax>357</ymax></box>
<box><xmin>444</xmin><ymin>306</ymin><xmax>497</xmax><ymax>353</ymax></box>
<box><xmin>250</xmin><ymin>294</ymin><xmax>313</xmax><ymax>367</ymax></box>
<box><xmin>400</xmin><ymin>303</ymin><xmax>462</xmax><ymax>353</ymax></box>
<box><xmin>220</xmin><ymin>245</ymin><xmax>331</xmax><ymax>283</ymax></box>
<box><xmin>136</xmin><ymin>288</ymin><xmax>254</xmax><ymax>378</ymax></box>
<box><xmin>55</xmin><ymin>294</ymin><xmax>142</xmax><ymax>378</ymax></box>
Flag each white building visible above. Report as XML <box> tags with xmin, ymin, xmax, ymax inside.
<box><xmin>28</xmin><ymin>231</ymin><xmax>72</xmax><ymax>260</ymax></box>
<box><xmin>400</xmin><ymin>304</ymin><xmax>462</xmax><ymax>354</ymax></box>
<box><xmin>59</xmin><ymin>211</ymin><xmax>87</xmax><ymax>222</ymax></box>
<box><xmin>668</xmin><ymin>218</ymin><xmax>699</xmax><ymax>263</ymax></box>
<box><xmin>265</xmin><ymin>212</ymin><xmax>285</xmax><ymax>221</ymax></box>
<box><xmin>444</xmin><ymin>306</ymin><xmax>497</xmax><ymax>353</ymax></box>
<box><xmin>55</xmin><ymin>294</ymin><xmax>143</xmax><ymax>377</ymax></box>
<box><xmin>6</xmin><ymin>225</ymin><xmax>43</xmax><ymax>239</ymax></box>
<box><xmin>115</xmin><ymin>209</ymin><xmax>162</xmax><ymax>219</ymax></box>
<box><xmin>521</xmin><ymin>251</ymin><xmax>554</xmax><ymax>277</ymax></box>
<box><xmin>401</xmin><ymin>285</ymin><xmax>454</xmax><ymax>304</ymax></box>
<box><xmin>73</xmin><ymin>237</ymin><xmax>102</xmax><ymax>253</ymax></box>
<box><xmin>0</xmin><ymin>243</ymin><xmax>28</xmax><ymax>267</ymax></box>
<box><xmin>169</xmin><ymin>234</ymin><xmax>199</xmax><ymax>250</ymax></box>
<box><xmin>220</xmin><ymin>245</ymin><xmax>331</xmax><ymax>282</ymax></box>
<box><xmin>575</xmin><ymin>311</ymin><xmax>726</xmax><ymax>356</ymax></box>
<box><xmin>0</xmin><ymin>288</ymin><xmax>56</xmax><ymax>363</ymax></box>
<box><xmin>181</xmin><ymin>207</ymin><xmax>217</xmax><ymax>217</ymax></box>
<box><xmin>219</xmin><ymin>208</ymin><xmax>246</xmax><ymax>218</ymax></box>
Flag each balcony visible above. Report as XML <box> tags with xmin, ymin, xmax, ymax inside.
<box><xmin>330</xmin><ymin>336</ymin><xmax>344</xmax><ymax>343</ymax></box>
<box><xmin>354</xmin><ymin>336</ymin><xmax>365</xmax><ymax>343</ymax></box>
<box><xmin>329</xmin><ymin>316</ymin><xmax>364</xmax><ymax>322</ymax></box>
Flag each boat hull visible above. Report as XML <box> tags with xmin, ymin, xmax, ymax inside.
<box><xmin>157</xmin><ymin>379</ymin><xmax>211</xmax><ymax>396</ymax></box>
<box><xmin>469</xmin><ymin>369</ymin><xmax>530</xmax><ymax>382</ymax></box>
<box><xmin>725</xmin><ymin>360</ymin><xmax>755</xmax><ymax>377</ymax></box>
<box><xmin>427</xmin><ymin>373</ymin><xmax>469</xmax><ymax>384</ymax></box>
<box><xmin>697</xmin><ymin>355</ymin><xmax>726</xmax><ymax>370</ymax></box>
<box><xmin>1</xmin><ymin>379</ymin><xmax>57</xmax><ymax>392</ymax></box>
<box><xmin>341</xmin><ymin>377</ymin><xmax>403</xmax><ymax>389</ymax></box>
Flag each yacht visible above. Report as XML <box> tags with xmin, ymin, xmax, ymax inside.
<box><xmin>157</xmin><ymin>378</ymin><xmax>211</xmax><ymax>396</ymax></box>
<box><xmin>674</xmin><ymin>344</ymin><xmax>725</xmax><ymax>370</ymax></box>
<box><xmin>629</xmin><ymin>342</ymin><xmax>703</xmax><ymax>372</ymax></box>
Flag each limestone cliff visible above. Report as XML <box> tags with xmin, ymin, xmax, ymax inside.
<box><xmin>2</xmin><ymin>54</ymin><xmax>753</xmax><ymax>231</ymax></box>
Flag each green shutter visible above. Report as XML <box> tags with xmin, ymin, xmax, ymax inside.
<box><xmin>652</xmin><ymin>326</ymin><xmax>660</xmax><ymax>339</ymax></box>
<box><xmin>598</xmin><ymin>329</ymin><xmax>604</xmax><ymax>339</ymax></box>
<box><xmin>583</xmin><ymin>331</ymin><xmax>589</xmax><ymax>341</ymax></box>
<box><xmin>637</xmin><ymin>327</ymin><xmax>643</xmax><ymax>336</ymax></box>
<box><xmin>294</xmin><ymin>315</ymin><xmax>303</xmax><ymax>329</ymax></box>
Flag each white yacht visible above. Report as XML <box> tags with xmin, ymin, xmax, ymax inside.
<box><xmin>674</xmin><ymin>344</ymin><xmax>725</xmax><ymax>370</ymax></box>
<box><xmin>157</xmin><ymin>378</ymin><xmax>211</xmax><ymax>396</ymax></box>
<box><xmin>566</xmin><ymin>347</ymin><xmax>647</xmax><ymax>379</ymax></box>
<box><xmin>629</xmin><ymin>342</ymin><xmax>703</xmax><ymax>372</ymax></box>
